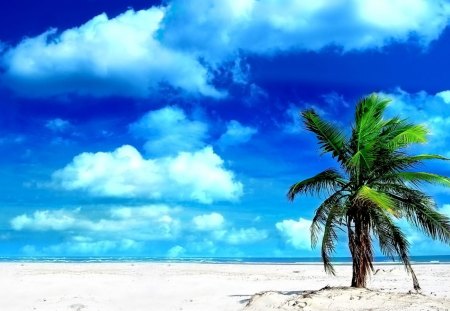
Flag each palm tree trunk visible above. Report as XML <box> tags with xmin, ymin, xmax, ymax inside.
<box><xmin>348</xmin><ymin>215</ymin><xmax>373</xmax><ymax>288</ymax></box>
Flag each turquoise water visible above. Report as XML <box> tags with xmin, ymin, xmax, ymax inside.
<box><xmin>0</xmin><ymin>255</ymin><xmax>449</xmax><ymax>264</ymax></box>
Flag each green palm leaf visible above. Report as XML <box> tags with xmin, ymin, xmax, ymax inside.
<box><xmin>310</xmin><ymin>191</ymin><xmax>348</xmax><ymax>247</ymax></box>
<box><xmin>320</xmin><ymin>205</ymin><xmax>342</xmax><ymax>275</ymax></box>
<box><xmin>383</xmin><ymin>120</ymin><xmax>428</xmax><ymax>150</ymax></box>
<box><xmin>350</xmin><ymin>94</ymin><xmax>390</xmax><ymax>176</ymax></box>
<box><xmin>406</xmin><ymin>154</ymin><xmax>449</xmax><ymax>162</ymax></box>
<box><xmin>369</xmin><ymin>208</ymin><xmax>420</xmax><ymax>290</ymax></box>
<box><xmin>287</xmin><ymin>169</ymin><xmax>347</xmax><ymax>201</ymax></box>
<box><xmin>398</xmin><ymin>172</ymin><xmax>450</xmax><ymax>187</ymax></box>
<box><xmin>380</xmin><ymin>154</ymin><xmax>449</xmax><ymax>173</ymax></box>
<box><xmin>356</xmin><ymin>185</ymin><xmax>397</xmax><ymax>215</ymax></box>
<box><xmin>388</xmin><ymin>187</ymin><xmax>450</xmax><ymax>243</ymax></box>
<box><xmin>301</xmin><ymin>110</ymin><xmax>349</xmax><ymax>164</ymax></box>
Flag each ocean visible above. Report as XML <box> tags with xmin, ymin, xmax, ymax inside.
<box><xmin>0</xmin><ymin>255</ymin><xmax>449</xmax><ymax>264</ymax></box>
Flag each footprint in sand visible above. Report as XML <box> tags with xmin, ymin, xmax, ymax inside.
<box><xmin>69</xmin><ymin>303</ymin><xmax>87</xmax><ymax>311</ymax></box>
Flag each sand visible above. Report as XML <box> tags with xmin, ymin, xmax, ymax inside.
<box><xmin>0</xmin><ymin>263</ymin><xmax>448</xmax><ymax>310</ymax></box>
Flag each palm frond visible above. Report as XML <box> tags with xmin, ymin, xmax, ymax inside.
<box><xmin>372</xmin><ymin>154</ymin><xmax>449</xmax><ymax>179</ymax></box>
<box><xmin>388</xmin><ymin>187</ymin><xmax>450</xmax><ymax>243</ymax></box>
<box><xmin>369</xmin><ymin>208</ymin><xmax>420</xmax><ymax>290</ymax></box>
<box><xmin>356</xmin><ymin>185</ymin><xmax>397</xmax><ymax>215</ymax></box>
<box><xmin>383</xmin><ymin>120</ymin><xmax>428</xmax><ymax>150</ymax></box>
<box><xmin>406</xmin><ymin>202</ymin><xmax>450</xmax><ymax>243</ymax></box>
<box><xmin>406</xmin><ymin>154</ymin><xmax>449</xmax><ymax>162</ymax></box>
<box><xmin>310</xmin><ymin>191</ymin><xmax>348</xmax><ymax>247</ymax></box>
<box><xmin>287</xmin><ymin>169</ymin><xmax>347</xmax><ymax>201</ymax></box>
<box><xmin>347</xmin><ymin>146</ymin><xmax>375</xmax><ymax>171</ymax></box>
<box><xmin>355</xmin><ymin>94</ymin><xmax>391</xmax><ymax>127</ymax></box>
<box><xmin>320</xmin><ymin>205</ymin><xmax>342</xmax><ymax>275</ymax></box>
<box><xmin>301</xmin><ymin>110</ymin><xmax>349</xmax><ymax>164</ymax></box>
<box><xmin>350</xmin><ymin>94</ymin><xmax>389</xmax><ymax>174</ymax></box>
<box><xmin>397</xmin><ymin>172</ymin><xmax>450</xmax><ymax>187</ymax></box>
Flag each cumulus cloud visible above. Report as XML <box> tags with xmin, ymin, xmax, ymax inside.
<box><xmin>436</xmin><ymin>90</ymin><xmax>450</xmax><ymax>104</ymax></box>
<box><xmin>53</xmin><ymin>105</ymin><xmax>244</xmax><ymax>203</ymax></box>
<box><xmin>160</xmin><ymin>0</ymin><xmax>450</xmax><ymax>62</ymax></box>
<box><xmin>11</xmin><ymin>205</ymin><xmax>180</xmax><ymax>241</ymax></box>
<box><xmin>276</xmin><ymin>217</ymin><xmax>312</xmax><ymax>250</ymax></box>
<box><xmin>192</xmin><ymin>212</ymin><xmax>225</xmax><ymax>231</ymax></box>
<box><xmin>190</xmin><ymin>212</ymin><xmax>267</xmax><ymax>246</ymax></box>
<box><xmin>11</xmin><ymin>208</ymin><xmax>267</xmax><ymax>255</ymax></box>
<box><xmin>217</xmin><ymin>120</ymin><xmax>257</xmax><ymax>148</ymax></box>
<box><xmin>11</xmin><ymin>206</ymin><xmax>179</xmax><ymax>256</ymax></box>
<box><xmin>11</xmin><ymin>209</ymin><xmax>78</xmax><ymax>231</ymax></box>
<box><xmin>52</xmin><ymin>145</ymin><xmax>243</xmax><ymax>204</ymax></box>
<box><xmin>224</xmin><ymin>227</ymin><xmax>268</xmax><ymax>245</ymax></box>
<box><xmin>2</xmin><ymin>8</ymin><xmax>223</xmax><ymax>98</ymax></box>
<box><xmin>130</xmin><ymin>106</ymin><xmax>208</xmax><ymax>155</ymax></box>
<box><xmin>3</xmin><ymin>0</ymin><xmax>450</xmax><ymax>98</ymax></box>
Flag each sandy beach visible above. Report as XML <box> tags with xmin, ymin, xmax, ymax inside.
<box><xmin>0</xmin><ymin>263</ymin><xmax>448</xmax><ymax>310</ymax></box>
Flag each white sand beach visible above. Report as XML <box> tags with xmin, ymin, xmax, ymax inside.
<box><xmin>0</xmin><ymin>263</ymin><xmax>448</xmax><ymax>310</ymax></box>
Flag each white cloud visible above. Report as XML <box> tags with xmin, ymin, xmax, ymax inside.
<box><xmin>13</xmin><ymin>205</ymin><xmax>175</xmax><ymax>230</ymax></box>
<box><xmin>45</xmin><ymin>118</ymin><xmax>71</xmax><ymax>132</ymax></box>
<box><xmin>224</xmin><ymin>227</ymin><xmax>268</xmax><ymax>245</ymax></box>
<box><xmin>217</xmin><ymin>120</ymin><xmax>257</xmax><ymax>147</ymax></box>
<box><xmin>11</xmin><ymin>209</ymin><xmax>78</xmax><ymax>231</ymax></box>
<box><xmin>11</xmin><ymin>206</ymin><xmax>181</xmax><ymax>244</ymax></box>
<box><xmin>276</xmin><ymin>217</ymin><xmax>312</xmax><ymax>250</ymax></box>
<box><xmin>160</xmin><ymin>0</ymin><xmax>450</xmax><ymax>63</ymax></box>
<box><xmin>130</xmin><ymin>106</ymin><xmax>208</xmax><ymax>155</ymax></box>
<box><xmin>12</xmin><ymin>207</ymin><xmax>267</xmax><ymax>256</ymax></box>
<box><xmin>190</xmin><ymin>212</ymin><xmax>267</xmax><ymax>245</ymax></box>
<box><xmin>2</xmin><ymin>8</ymin><xmax>223</xmax><ymax>98</ymax></box>
<box><xmin>436</xmin><ymin>90</ymin><xmax>450</xmax><ymax>104</ymax></box>
<box><xmin>192</xmin><ymin>212</ymin><xmax>225</xmax><ymax>231</ymax></box>
<box><xmin>3</xmin><ymin>1</ymin><xmax>450</xmax><ymax>98</ymax></box>
<box><xmin>52</xmin><ymin>145</ymin><xmax>243</xmax><ymax>204</ymax></box>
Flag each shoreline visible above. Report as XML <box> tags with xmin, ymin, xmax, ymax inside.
<box><xmin>1</xmin><ymin>255</ymin><xmax>449</xmax><ymax>265</ymax></box>
<box><xmin>1</xmin><ymin>260</ymin><xmax>449</xmax><ymax>266</ymax></box>
<box><xmin>0</xmin><ymin>262</ymin><xmax>448</xmax><ymax>310</ymax></box>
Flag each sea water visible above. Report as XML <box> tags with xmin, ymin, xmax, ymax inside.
<box><xmin>0</xmin><ymin>255</ymin><xmax>449</xmax><ymax>264</ymax></box>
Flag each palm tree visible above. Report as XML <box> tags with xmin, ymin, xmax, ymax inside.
<box><xmin>288</xmin><ymin>94</ymin><xmax>450</xmax><ymax>290</ymax></box>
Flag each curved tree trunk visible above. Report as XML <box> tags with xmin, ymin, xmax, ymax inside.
<box><xmin>348</xmin><ymin>214</ymin><xmax>373</xmax><ymax>288</ymax></box>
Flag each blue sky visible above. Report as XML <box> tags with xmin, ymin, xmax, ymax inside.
<box><xmin>1</xmin><ymin>0</ymin><xmax>450</xmax><ymax>258</ymax></box>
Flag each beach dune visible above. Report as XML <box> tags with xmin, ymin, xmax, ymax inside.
<box><xmin>244</xmin><ymin>287</ymin><xmax>450</xmax><ymax>311</ymax></box>
<box><xmin>0</xmin><ymin>263</ymin><xmax>448</xmax><ymax>310</ymax></box>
